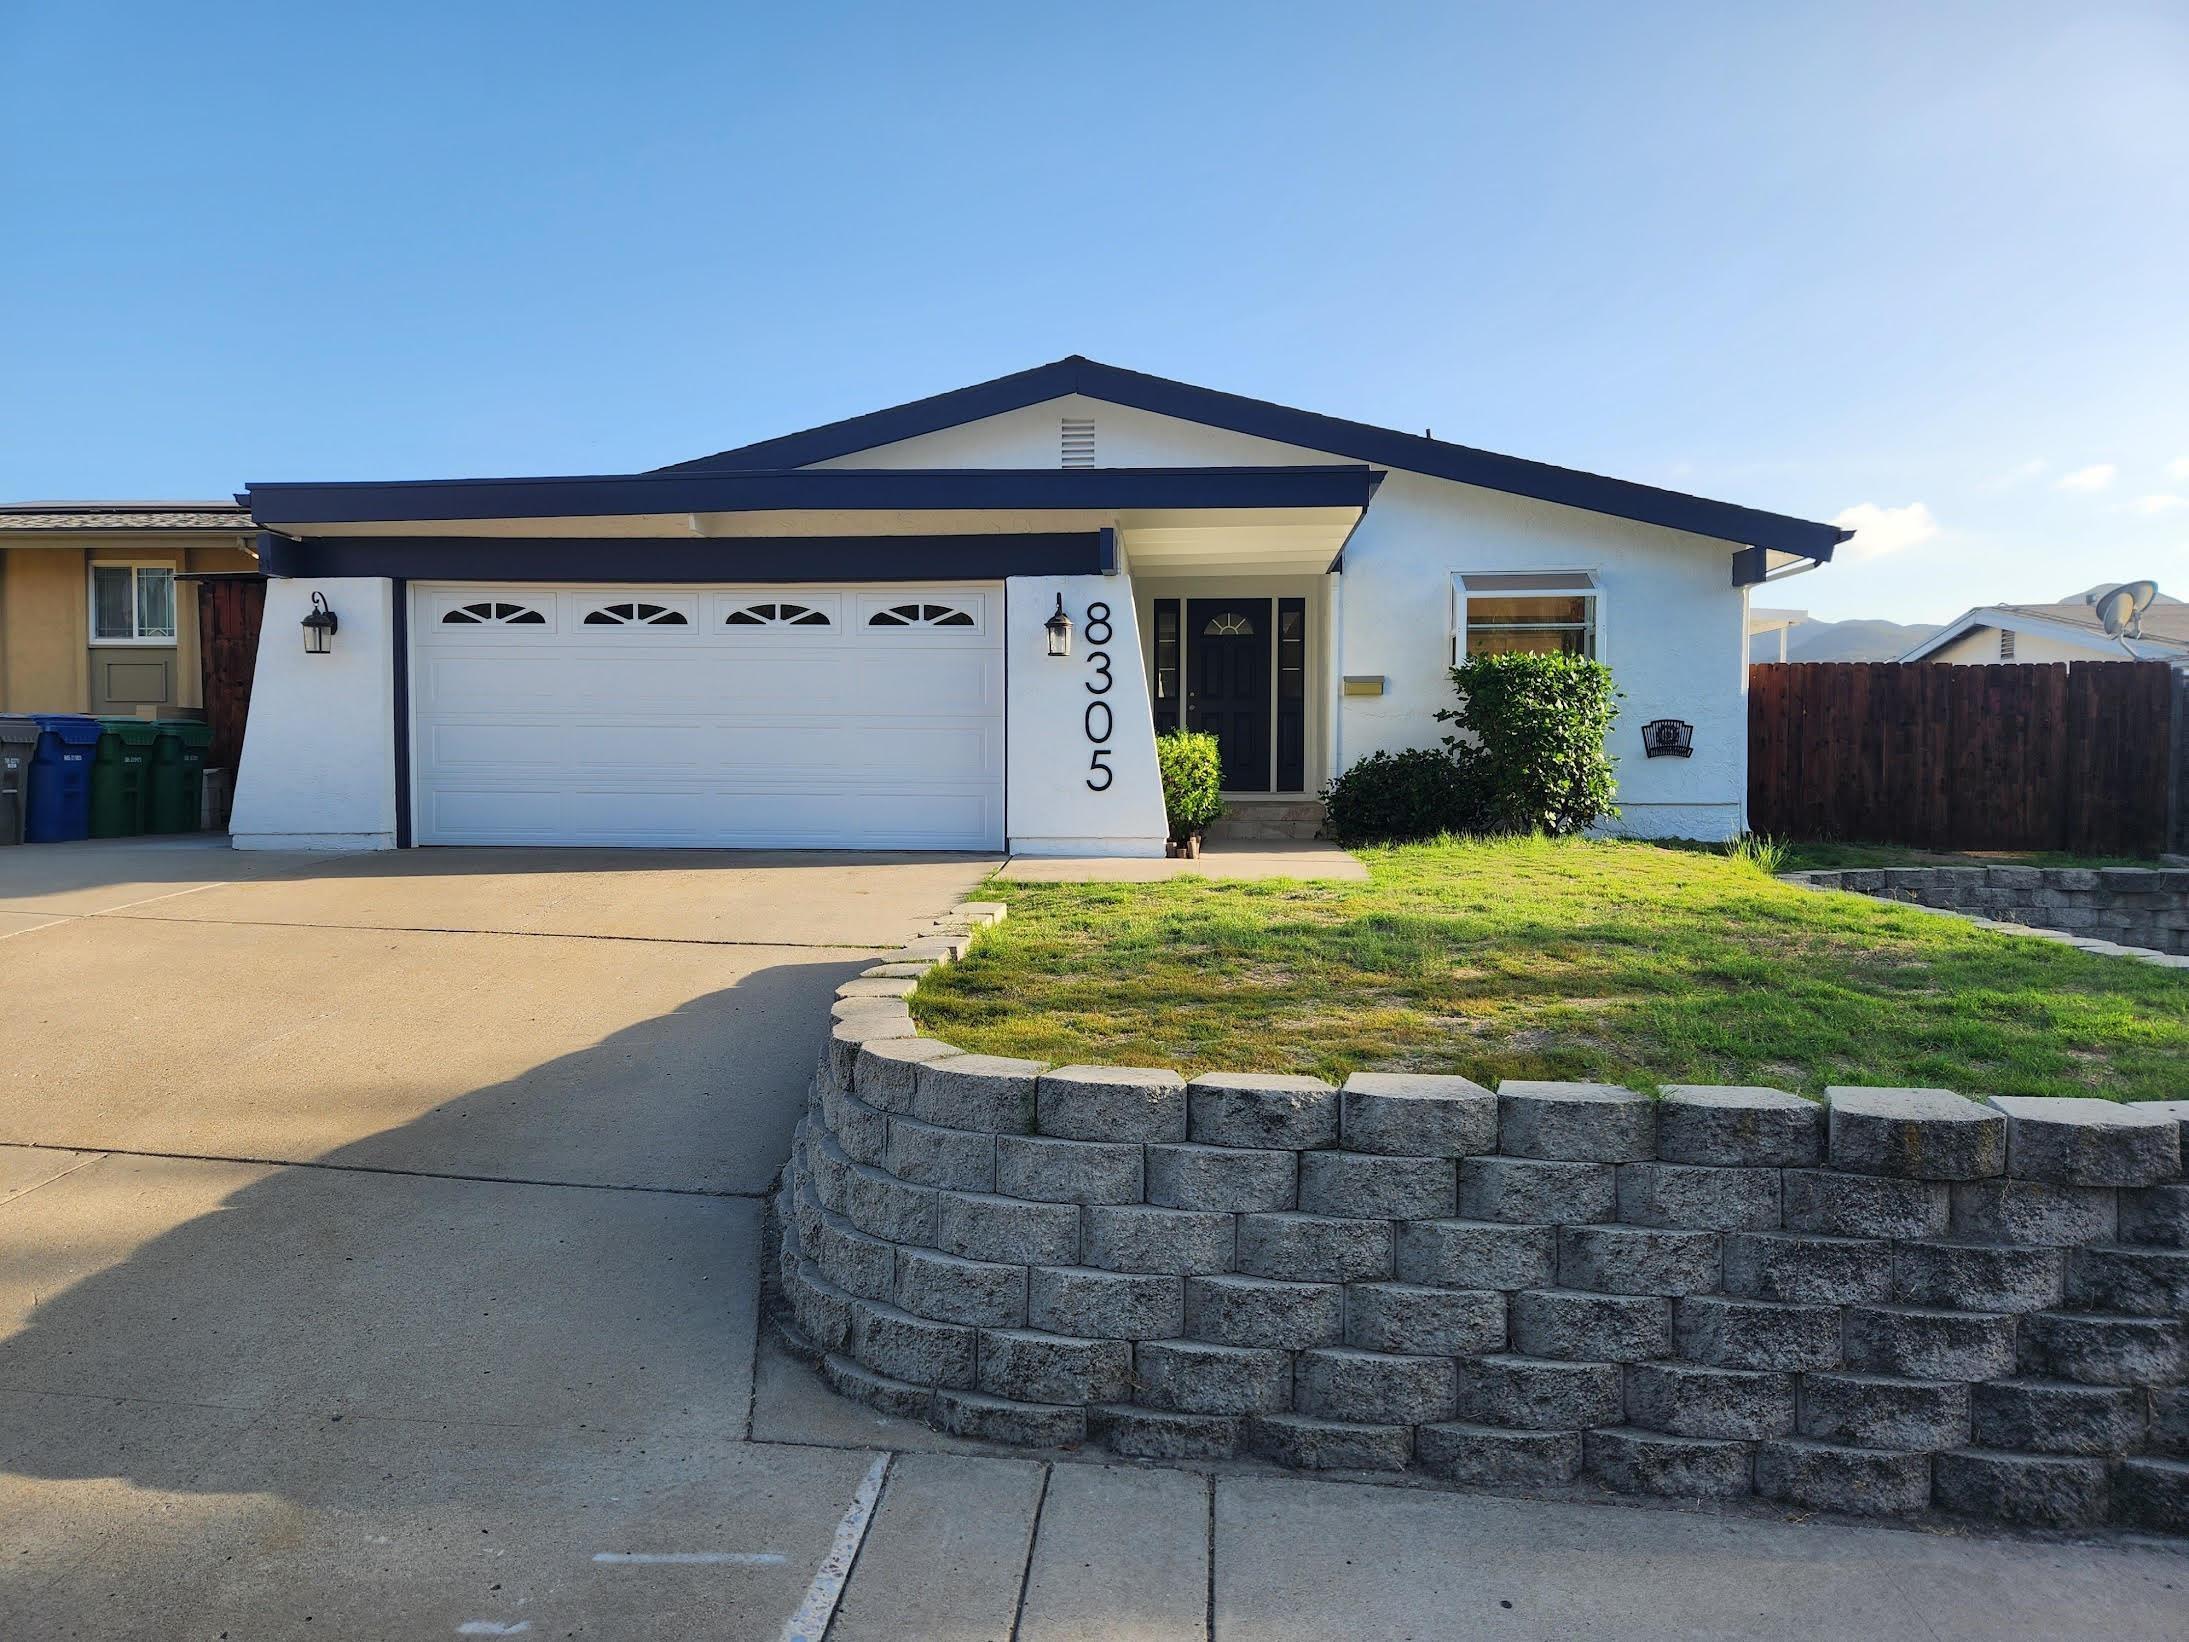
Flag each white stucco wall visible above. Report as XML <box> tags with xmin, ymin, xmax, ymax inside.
<box><xmin>818</xmin><ymin>395</ymin><xmax>1759</xmax><ymax>839</ymax></box>
<box><xmin>1005</xmin><ymin>575</ymin><xmax>1167</xmax><ymax>856</ymax></box>
<box><xmin>229</xmin><ymin>577</ymin><xmax>399</xmax><ymax>850</ymax></box>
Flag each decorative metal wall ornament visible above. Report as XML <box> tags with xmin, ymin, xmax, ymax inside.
<box><xmin>1641</xmin><ymin>718</ymin><xmax>1694</xmax><ymax>758</ymax></box>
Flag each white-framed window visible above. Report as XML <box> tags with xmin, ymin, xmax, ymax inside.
<box><xmin>90</xmin><ymin>562</ymin><xmax>177</xmax><ymax>645</ymax></box>
<box><xmin>1453</xmin><ymin>571</ymin><xmax>1601</xmax><ymax>661</ymax></box>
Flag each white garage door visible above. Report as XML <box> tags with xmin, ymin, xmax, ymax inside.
<box><xmin>409</xmin><ymin>583</ymin><xmax>1004</xmax><ymax>849</ymax></box>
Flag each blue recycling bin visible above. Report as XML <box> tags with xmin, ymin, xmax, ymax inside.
<box><xmin>25</xmin><ymin>714</ymin><xmax>99</xmax><ymax>842</ymax></box>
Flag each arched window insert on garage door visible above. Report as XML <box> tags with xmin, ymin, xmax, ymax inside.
<box><xmin>583</xmin><ymin>601</ymin><xmax>688</xmax><ymax>626</ymax></box>
<box><xmin>726</xmin><ymin>601</ymin><xmax>832</xmax><ymax>628</ymax></box>
<box><xmin>441</xmin><ymin>600</ymin><xmax>547</xmax><ymax>625</ymax></box>
<box><xmin>868</xmin><ymin>602</ymin><xmax>976</xmax><ymax>628</ymax></box>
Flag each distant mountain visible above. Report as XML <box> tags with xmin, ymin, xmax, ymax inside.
<box><xmin>1751</xmin><ymin>619</ymin><xmax>1942</xmax><ymax>664</ymax></box>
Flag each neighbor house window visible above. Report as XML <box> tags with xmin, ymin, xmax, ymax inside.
<box><xmin>1454</xmin><ymin>571</ymin><xmax>1599</xmax><ymax>660</ymax></box>
<box><xmin>90</xmin><ymin>564</ymin><xmax>177</xmax><ymax>643</ymax></box>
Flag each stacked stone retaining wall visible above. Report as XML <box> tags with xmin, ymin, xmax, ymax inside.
<box><xmin>1793</xmin><ymin>865</ymin><xmax>2189</xmax><ymax>956</ymax></box>
<box><xmin>773</xmin><ymin>901</ymin><xmax>2189</xmax><ymax>1533</ymax></box>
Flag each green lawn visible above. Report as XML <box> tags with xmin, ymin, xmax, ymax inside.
<box><xmin>909</xmin><ymin>837</ymin><xmax>2188</xmax><ymax>1100</ymax></box>
<box><xmin>1777</xmin><ymin>841</ymin><xmax>2160</xmax><ymax>872</ymax></box>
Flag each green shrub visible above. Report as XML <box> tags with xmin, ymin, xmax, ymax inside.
<box><xmin>1723</xmin><ymin>833</ymin><xmax>1792</xmax><ymax>874</ymax></box>
<box><xmin>1155</xmin><ymin>729</ymin><xmax>1224</xmax><ymax>842</ymax></box>
<box><xmin>1322</xmin><ymin>748</ymin><xmax>1481</xmax><ymax>844</ymax></box>
<box><xmin>1438</xmin><ymin>652</ymin><xmax>1619</xmax><ymax>835</ymax></box>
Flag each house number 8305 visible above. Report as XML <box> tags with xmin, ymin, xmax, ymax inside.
<box><xmin>1083</xmin><ymin>601</ymin><xmax>1114</xmax><ymax>790</ymax></box>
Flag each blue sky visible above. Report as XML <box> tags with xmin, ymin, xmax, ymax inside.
<box><xmin>4</xmin><ymin>1</ymin><xmax>2185</xmax><ymax>623</ymax></box>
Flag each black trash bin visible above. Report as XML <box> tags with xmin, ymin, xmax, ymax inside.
<box><xmin>0</xmin><ymin>716</ymin><xmax>37</xmax><ymax>845</ymax></box>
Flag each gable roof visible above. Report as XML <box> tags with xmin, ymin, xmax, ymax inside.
<box><xmin>0</xmin><ymin>500</ymin><xmax>252</xmax><ymax>533</ymax></box>
<box><xmin>1900</xmin><ymin>602</ymin><xmax>2189</xmax><ymax>663</ymax></box>
<box><xmin>656</xmin><ymin>355</ymin><xmax>1850</xmax><ymax>563</ymax></box>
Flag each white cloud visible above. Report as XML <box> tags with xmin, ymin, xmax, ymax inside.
<box><xmin>1831</xmin><ymin>501</ymin><xmax>1941</xmax><ymax>561</ymax></box>
<box><xmin>2130</xmin><ymin>493</ymin><xmax>2188</xmax><ymax>516</ymax></box>
<box><xmin>2169</xmin><ymin>456</ymin><xmax>2189</xmax><ymax>481</ymax></box>
<box><xmin>2056</xmin><ymin>463</ymin><xmax>2118</xmax><ymax>492</ymax></box>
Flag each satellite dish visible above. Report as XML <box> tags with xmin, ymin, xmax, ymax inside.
<box><xmin>2093</xmin><ymin>580</ymin><xmax>2159</xmax><ymax>639</ymax></box>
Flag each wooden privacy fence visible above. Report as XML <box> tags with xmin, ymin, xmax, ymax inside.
<box><xmin>1748</xmin><ymin>660</ymin><xmax>2181</xmax><ymax>855</ymax></box>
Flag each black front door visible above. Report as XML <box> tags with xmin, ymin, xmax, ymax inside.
<box><xmin>1187</xmin><ymin>598</ymin><xmax>1271</xmax><ymax>793</ymax></box>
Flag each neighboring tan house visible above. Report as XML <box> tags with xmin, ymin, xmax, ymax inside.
<box><xmin>226</xmin><ymin>355</ymin><xmax>1848</xmax><ymax>854</ymax></box>
<box><xmin>0</xmin><ymin>502</ymin><xmax>259</xmax><ymax>714</ymax></box>
<box><xmin>1900</xmin><ymin>588</ymin><xmax>2189</xmax><ymax>669</ymax></box>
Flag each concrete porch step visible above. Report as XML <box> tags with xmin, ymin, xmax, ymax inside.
<box><xmin>1207</xmin><ymin>800</ymin><xmax>1326</xmax><ymax>843</ymax></box>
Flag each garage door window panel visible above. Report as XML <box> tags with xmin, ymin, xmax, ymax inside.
<box><xmin>582</xmin><ymin>599</ymin><xmax>692</xmax><ymax>627</ymax></box>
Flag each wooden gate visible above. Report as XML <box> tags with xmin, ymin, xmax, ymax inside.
<box><xmin>186</xmin><ymin>572</ymin><xmax>266</xmax><ymax>778</ymax></box>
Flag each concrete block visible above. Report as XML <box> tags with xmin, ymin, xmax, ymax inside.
<box><xmin>1344</xmin><ymin>1282</ymin><xmax>1505</xmax><ymax>1356</ymax></box>
<box><xmin>821</xmin><ymin>1351</ymin><xmax>934</xmax><ymax>1421</ymax></box>
<box><xmin>1134</xmin><ymin>1339</ymin><xmax>1294</xmax><ymax>1414</ymax></box>
<box><xmin>1396</xmin><ymin>1219</ymin><xmax>1557</xmax><ymax>1291</ymax></box>
<box><xmin>976</xmin><ymin>1327</ymin><xmax>1131</xmax><ymax>1405</ymax></box>
<box><xmin>2017</xmin><ymin>1311</ymin><xmax>2187</xmax><ymax>1386</ymax></box>
<box><xmin>1297</xmin><ymin>1151</ymin><xmax>1457</xmax><ymax>1220</ymax></box>
<box><xmin>1509</xmin><ymin>1289</ymin><xmax>1671</xmax><ymax>1363</ymax></box>
<box><xmin>1933</xmin><ymin>1448</ymin><xmax>2109</xmax><ymax>1528</ymax></box>
<box><xmin>2114</xmin><ymin>1457</ymin><xmax>2189</xmax><ymax>1536</ymax></box>
<box><xmin>1825</xmin><ymin>1087</ymin><xmax>2004</xmax><ymax>1181</ymax></box>
<box><xmin>854</xmin><ymin>1035</ymin><xmax>964</xmax><ymax>1115</ymax></box>
<box><xmin>1675</xmin><ymin>1296</ymin><xmax>1842</xmax><ymax>1370</ymax></box>
<box><xmin>1453</xmin><ymin>1355</ymin><xmax>1623</xmax><ymax>1430</ymax></box>
<box><xmin>1969</xmin><ymin>1378</ymin><xmax>2143</xmax><ymax>1456</ymax></box>
<box><xmin>822</xmin><ymin>1083</ymin><xmax>891</xmax><ymax>1169</ymax></box>
<box><xmin>1722</xmin><ymin>1232</ymin><xmax>1891</xmax><ymax>1305</ymax></box>
<box><xmin>1559</xmin><ymin>1225</ymin><xmax>1721</xmax><ymax>1297</ymax></box>
<box><xmin>1297</xmin><ymin>1346</ymin><xmax>1458</xmax><ymax>1424</ymax></box>
<box><xmin>2065</xmin><ymin>1244</ymin><xmax>2189</xmax><ymax>1315</ymax></box>
<box><xmin>1339</xmin><ymin>1071</ymin><xmax>1497</xmax><ymax>1157</ymax></box>
<box><xmin>1843</xmin><ymin>1305</ymin><xmax>2017</xmax><ymax>1382</ymax></box>
<box><xmin>789</xmin><ymin>1261</ymin><xmax>854</xmax><ymax>1354</ymax></box>
<box><xmin>805</xmin><ymin>1132</ymin><xmax>853</xmax><ymax>1215</ymax></box>
<box><xmin>886</xmin><ymin>1116</ymin><xmax>997</xmax><ymax>1191</ymax></box>
<box><xmin>1655</xmin><ymin>1084</ymin><xmax>1822</xmax><ymax>1167</ymax></box>
<box><xmin>1235</xmin><ymin>1212</ymin><xmax>1393</xmax><ymax>1283</ymax></box>
<box><xmin>1036</xmin><ymin>1064</ymin><xmax>1187</xmax><ymax>1143</ymax></box>
<box><xmin>1246</xmin><ymin>1413</ymin><xmax>1412</xmax><ymax>1472</ymax></box>
<box><xmin>1184</xmin><ymin>1273</ymin><xmax>1344</xmax><ymax>1350</ymax></box>
<box><xmin>814</xmin><ymin>1215</ymin><xmax>899</xmax><ymax>1303</ymax></box>
<box><xmin>843</xmin><ymin>1163</ymin><xmax>939</xmax><ymax>1246</ymax></box>
<box><xmin>1082</xmin><ymin>1204</ymin><xmax>1237</xmax><ymax>1276</ymax></box>
<box><xmin>1949</xmin><ymin>1178</ymin><xmax>2117</xmax><ymax>1246</ymax></box>
<box><xmin>995</xmin><ymin>1134</ymin><xmax>1142</xmax><ymax>1205</ymax></box>
<box><xmin>849</xmin><ymin>1297</ymin><xmax>977</xmax><ymax>1388</ymax></box>
<box><xmin>895</xmin><ymin>1246</ymin><xmax>1027</xmax><ymax>1328</ymax></box>
<box><xmin>1586</xmin><ymin>1427</ymin><xmax>1754</xmax><ymax>1500</ymax></box>
<box><xmin>1797</xmin><ymin>1372</ymin><xmax>1969</xmax><ymax>1450</ymax></box>
<box><xmin>1496</xmin><ymin>1080</ymin><xmax>1655</xmax><ymax>1162</ymax></box>
<box><xmin>1415</xmin><ymin>1422</ymin><xmax>1582</xmax><ymax>1486</ymax></box>
<box><xmin>1088</xmin><ymin>1405</ymin><xmax>1241</xmax><ymax>1461</ymax></box>
<box><xmin>2153</xmin><ymin>1386</ymin><xmax>2189</xmax><ymax>1457</ymax></box>
<box><xmin>1625</xmin><ymin>1362</ymin><xmax>1793</xmax><ymax>1441</ymax></box>
<box><xmin>932</xmin><ymin>1386</ymin><xmax>1087</xmax><ymax>1448</ymax></box>
<box><xmin>934</xmin><ymin>1190</ymin><xmax>1080</xmax><ymax>1266</ymax></box>
<box><xmin>1754</xmin><ymin>1438</ymin><xmax>1931</xmax><ymax>1516</ymax></box>
<box><xmin>1145</xmin><ymin>1143</ymin><xmax>1297</xmax><ymax>1212</ymax></box>
<box><xmin>829</xmin><ymin>1013</ymin><xmax>918</xmax><ymax>1089</ymax></box>
<box><xmin>1615</xmin><ymin>1162</ymin><xmax>1780</xmax><ymax>1232</ymax></box>
<box><xmin>1890</xmin><ymin>1240</ymin><xmax>2064</xmax><ymax>1313</ymax></box>
<box><xmin>1029</xmin><ymin>1266</ymin><xmax>1183</xmax><ymax>1341</ymax></box>
<box><xmin>2118</xmin><ymin>1182</ymin><xmax>2189</xmax><ymax>1248</ymax></box>
<box><xmin>1782</xmin><ymin>1170</ymin><xmax>1948</xmax><ymax>1239</ymax></box>
<box><xmin>1989</xmin><ymin>1096</ymin><xmax>2181</xmax><ymax>1187</ymax></box>
<box><xmin>1187</xmin><ymin>1071</ymin><xmax>1339</xmax><ymax>1150</ymax></box>
<box><xmin>913</xmin><ymin>1054</ymin><xmax>1043</xmax><ymax>1134</ymax></box>
<box><xmin>1458</xmin><ymin>1157</ymin><xmax>1615</xmax><ymax>1225</ymax></box>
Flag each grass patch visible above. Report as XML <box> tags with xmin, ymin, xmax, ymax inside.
<box><xmin>1775</xmin><ymin>840</ymin><xmax>2159</xmax><ymax>872</ymax></box>
<box><xmin>911</xmin><ymin>836</ymin><xmax>2188</xmax><ymax>1099</ymax></box>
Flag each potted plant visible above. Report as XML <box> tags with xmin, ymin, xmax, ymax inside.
<box><xmin>1156</xmin><ymin>729</ymin><xmax>1224</xmax><ymax>857</ymax></box>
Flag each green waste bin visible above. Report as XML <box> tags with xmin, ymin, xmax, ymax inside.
<box><xmin>90</xmin><ymin>718</ymin><xmax>160</xmax><ymax>837</ymax></box>
<box><xmin>0</xmin><ymin>717</ymin><xmax>37</xmax><ymax>845</ymax></box>
<box><xmin>148</xmin><ymin>720</ymin><xmax>214</xmax><ymax>834</ymax></box>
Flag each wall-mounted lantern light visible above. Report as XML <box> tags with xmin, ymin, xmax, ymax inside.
<box><xmin>1044</xmin><ymin>594</ymin><xmax>1073</xmax><ymax>658</ymax></box>
<box><xmin>301</xmin><ymin>591</ymin><xmax>339</xmax><ymax>655</ymax></box>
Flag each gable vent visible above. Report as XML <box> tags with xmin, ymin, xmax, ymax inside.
<box><xmin>1060</xmin><ymin>418</ymin><xmax>1095</xmax><ymax>467</ymax></box>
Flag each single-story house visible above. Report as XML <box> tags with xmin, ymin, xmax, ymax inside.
<box><xmin>1900</xmin><ymin>587</ymin><xmax>2188</xmax><ymax>669</ymax></box>
<box><xmin>228</xmin><ymin>357</ymin><xmax>1848</xmax><ymax>856</ymax></box>
<box><xmin>0</xmin><ymin>502</ymin><xmax>259</xmax><ymax>714</ymax></box>
<box><xmin>1747</xmin><ymin>606</ymin><xmax>1809</xmax><ymax>664</ymax></box>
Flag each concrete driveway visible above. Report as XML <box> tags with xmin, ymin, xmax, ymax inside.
<box><xmin>4</xmin><ymin>837</ymin><xmax>2186</xmax><ymax>1640</ymax></box>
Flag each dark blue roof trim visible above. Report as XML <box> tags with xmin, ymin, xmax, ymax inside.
<box><xmin>656</xmin><ymin>356</ymin><xmax>1848</xmax><ymax>561</ymax></box>
<box><xmin>257</xmin><ymin>531</ymin><xmax>1108</xmax><ymax>583</ymax></box>
<box><xmin>245</xmin><ymin>464</ymin><xmax>1380</xmax><ymax>528</ymax></box>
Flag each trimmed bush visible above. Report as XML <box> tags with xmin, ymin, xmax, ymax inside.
<box><xmin>1157</xmin><ymin>730</ymin><xmax>1224</xmax><ymax>843</ymax></box>
<box><xmin>1439</xmin><ymin>652</ymin><xmax>1619</xmax><ymax>836</ymax></box>
<box><xmin>1322</xmin><ymin>748</ymin><xmax>1479</xmax><ymax>845</ymax></box>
